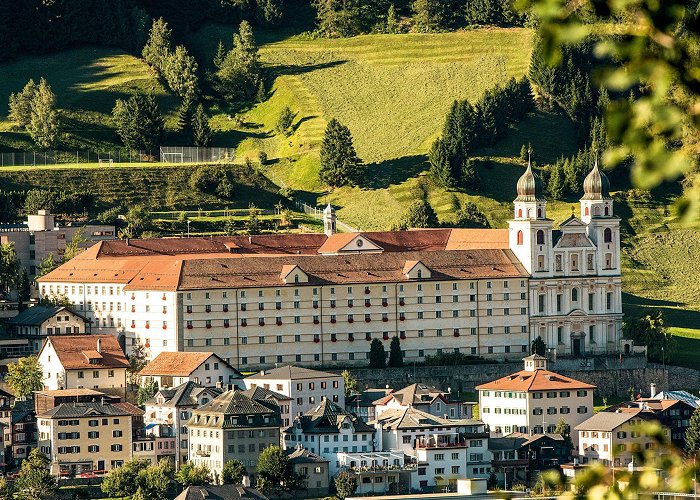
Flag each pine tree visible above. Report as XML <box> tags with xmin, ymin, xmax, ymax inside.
<box><xmin>412</xmin><ymin>0</ymin><xmax>453</xmax><ymax>32</ymax></box>
<box><xmin>428</xmin><ymin>138</ymin><xmax>454</xmax><ymax>188</ymax></box>
<box><xmin>460</xmin><ymin>159</ymin><xmax>479</xmax><ymax>191</ymax></box>
<box><xmin>245</xmin><ymin>203</ymin><xmax>260</xmax><ymax>235</ymax></box>
<box><xmin>369</xmin><ymin>338</ymin><xmax>386</xmax><ymax>368</ymax></box>
<box><xmin>319</xmin><ymin>118</ymin><xmax>363</xmax><ymax>187</ymax></box>
<box><xmin>191</xmin><ymin>103</ymin><xmax>212</xmax><ymax>147</ymax></box>
<box><xmin>388</xmin><ymin>336</ymin><xmax>403</xmax><ymax>367</ymax></box>
<box><xmin>531</xmin><ymin>336</ymin><xmax>546</xmax><ymax>355</ymax></box>
<box><xmin>177</xmin><ymin>98</ymin><xmax>194</xmax><ymax>136</ymax></box>
<box><xmin>256</xmin><ymin>80</ymin><xmax>267</xmax><ymax>103</ymax></box>
<box><xmin>686</xmin><ymin>408</ymin><xmax>700</xmax><ymax>456</ymax></box>
<box><xmin>548</xmin><ymin>161</ymin><xmax>565</xmax><ymax>199</ymax></box>
<box><xmin>519</xmin><ymin>144</ymin><xmax>528</xmax><ymax>161</ymax></box>
<box><xmin>214</xmin><ymin>40</ymin><xmax>226</xmax><ymax>69</ymax></box>
<box><xmin>28</xmin><ymin>78</ymin><xmax>60</xmax><ymax>149</ymax></box>
<box><xmin>141</xmin><ymin>94</ymin><xmax>164</xmax><ymax>153</ymax></box>
<box><xmin>386</xmin><ymin>4</ymin><xmax>399</xmax><ymax>33</ymax></box>
<box><xmin>216</xmin><ymin>20</ymin><xmax>261</xmax><ymax>101</ymax></box>
<box><xmin>142</xmin><ymin>18</ymin><xmax>172</xmax><ymax>73</ymax></box>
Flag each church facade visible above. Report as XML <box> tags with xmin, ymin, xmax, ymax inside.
<box><xmin>36</xmin><ymin>161</ymin><xmax>623</xmax><ymax>369</ymax></box>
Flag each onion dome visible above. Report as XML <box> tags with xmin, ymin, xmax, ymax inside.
<box><xmin>581</xmin><ymin>158</ymin><xmax>611</xmax><ymax>200</ymax></box>
<box><xmin>515</xmin><ymin>161</ymin><xmax>544</xmax><ymax>202</ymax></box>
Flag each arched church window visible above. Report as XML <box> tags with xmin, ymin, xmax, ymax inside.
<box><xmin>518</xmin><ymin>209</ymin><xmax>523</xmax><ymax>218</ymax></box>
<box><xmin>585</xmin><ymin>207</ymin><xmax>589</xmax><ymax>216</ymax></box>
<box><xmin>604</xmin><ymin>228</ymin><xmax>612</xmax><ymax>243</ymax></box>
<box><xmin>536</xmin><ymin>230</ymin><xmax>545</xmax><ymax>245</ymax></box>
<box><xmin>527</xmin><ymin>209</ymin><xmax>532</xmax><ymax>218</ymax></box>
<box><xmin>537</xmin><ymin>208</ymin><xmax>542</xmax><ymax>218</ymax></box>
<box><xmin>593</xmin><ymin>206</ymin><xmax>600</xmax><ymax>216</ymax></box>
<box><xmin>604</xmin><ymin>206</ymin><xmax>609</xmax><ymax>216</ymax></box>
<box><xmin>571</xmin><ymin>288</ymin><xmax>579</xmax><ymax>302</ymax></box>
<box><xmin>605</xmin><ymin>253</ymin><xmax>613</xmax><ymax>269</ymax></box>
<box><xmin>517</xmin><ymin>231</ymin><xmax>523</xmax><ymax>245</ymax></box>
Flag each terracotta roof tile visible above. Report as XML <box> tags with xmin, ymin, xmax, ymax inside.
<box><xmin>139</xmin><ymin>352</ymin><xmax>240</xmax><ymax>377</ymax></box>
<box><xmin>476</xmin><ymin>369</ymin><xmax>596</xmax><ymax>392</ymax></box>
<box><xmin>42</xmin><ymin>335</ymin><xmax>129</xmax><ymax>370</ymax></box>
<box><xmin>445</xmin><ymin>229</ymin><xmax>509</xmax><ymax>250</ymax></box>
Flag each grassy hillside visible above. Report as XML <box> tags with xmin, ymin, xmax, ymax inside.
<box><xmin>0</xmin><ymin>47</ymin><xmax>180</xmax><ymax>152</ymax></box>
<box><xmin>0</xmin><ymin>164</ymin><xmax>282</xmax><ymax>212</ymax></box>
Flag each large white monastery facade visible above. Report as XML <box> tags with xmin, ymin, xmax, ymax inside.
<box><xmin>36</xmin><ymin>161</ymin><xmax>623</xmax><ymax>369</ymax></box>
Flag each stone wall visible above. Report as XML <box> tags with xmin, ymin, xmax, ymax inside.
<box><xmin>666</xmin><ymin>365</ymin><xmax>700</xmax><ymax>393</ymax></box>
<box><xmin>347</xmin><ymin>356</ymin><xmax>668</xmax><ymax>398</ymax></box>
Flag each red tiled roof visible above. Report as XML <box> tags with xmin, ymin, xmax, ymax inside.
<box><xmin>43</xmin><ymin>335</ymin><xmax>129</xmax><ymax>370</ymax></box>
<box><xmin>38</xmin><ymin>229</ymin><xmax>525</xmax><ymax>290</ymax></box>
<box><xmin>140</xmin><ymin>352</ymin><xmax>223</xmax><ymax>377</ymax></box>
<box><xmin>476</xmin><ymin>369</ymin><xmax>596</xmax><ymax>392</ymax></box>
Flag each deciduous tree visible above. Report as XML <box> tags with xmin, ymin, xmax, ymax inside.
<box><xmin>164</xmin><ymin>45</ymin><xmax>199</xmax><ymax>102</ymax></box>
<box><xmin>531</xmin><ymin>336</ymin><xmax>546</xmax><ymax>356</ymax></box>
<box><xmin>395</xmin><ymin>199</ymin><xmax>439</xmax><ymax>229</ymax></box>
<box><xmin>175</xmin><ymin>463</ymin><xmax>212</xmax><ymax>486</ymax></box>
<box><xmin>686</xmin><ymin>408</ymin><xmax>700</xmax><ymax>456</ymax></box>
<box><xmin>0</xmin><ymin>242</ymin><xmax>20</xmax><ymax>296</ymax></box>
<box><xmin>28</xmin><ymin>78</ymin><xmax>60</xmax><ymax>149</ymax></box>
<box><xmin>101</xmin><ymin>459</ymin><xmax>150</xmax><ymax>498</ymax></box>
<box><xmin>334</xmin><ymin>471</ymin><xmax>357</xmax><ymax>499</ymax></box>
<box><xmin>221</xmin><ymin>459</ymin><xmax>247</xmax><ymax>484</ymax></box>
<box><xmin>142</xmin><ymin>18</ymin><xmax>172</xmax><ymax>73</ymax></box>
<box><xmin>8</xmin><ymin>79</ymin><xmax>38</xmax><ymax>128</ymax></box>
<box><xmin>14</xmin><ymin>449</ymin><xmax>57</xmax><ymax>500</ymax></box>
<box><xmin>342</xmin><ymin>370</ymin><xmax>359</xmax><ymax>397</ymax></box>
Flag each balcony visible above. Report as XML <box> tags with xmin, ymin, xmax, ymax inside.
<box><xmin>195</xmin><ymin>449</ymin><xmax>211</xmax><ymax>457</ymax></box>
<box><xmin>415</xmin><ymin>437</ymin><xmax>467</xmax><ymax>449</ymax></box>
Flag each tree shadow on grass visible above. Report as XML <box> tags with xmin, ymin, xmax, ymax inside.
<box><xmin>362</xmin><ymin>155</ymin><xmax>428</xmax><ymax>190</ymax></box>
<box><xmin>267</xmin><ymin>60</ymin><xmax>348</xmax><ymax>78</ymax></box>
<box><xmin>622</xmin><ymin>292</ymin><xmax>700</xmax><ymax>328</ymax></box>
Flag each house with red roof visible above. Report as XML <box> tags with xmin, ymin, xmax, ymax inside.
<box><xmin>476</xmin><ymin>355</ymin><xmax>595</xmax><ymax>444</ymax></box>
<box><xmin>37</xmin><ymin>335</ymin><xmax>129</xmax><ymax>399</ymax></box>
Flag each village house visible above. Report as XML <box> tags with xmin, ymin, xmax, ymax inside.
<box><xmin>575</xmin><ymin>408</ymin><xmax>671</xmax><ymax>467</ymax></box>
<box><xmin>5</xmin><ymin>306</ymin><xmax>88</xmax><ymax>354</ymax></box>
<box><xmin>373</xmin><ymin>407</ymin><xmax>490</xmax><ymax>491</ymax></box>
<box><xmin>37</xmin><ymin>401</ymin><xmax>143</xmax><ymax>475</ymax></box>
<box><xmin>476</xmin><ymin>355</ymin><xmax>594</xmax><ymax>443</ymax></box>
<box><xmin>283</xmin><ymin>399</ymin><xmax>375</xmax><ymax>476</ymax></box>
<box><xmin>346</xmin><ymin>388</ymin><xmax>393</xmax><ymax>422</ymax></box>
<box><xmin>489</xmin><ymin>433</ymin><xmax>571</xmax><ymax>487</ymax></box>
<box><xmin>372</xmin><ymin>383</ymin><xmax>472</xmax><ymax>420</ymax></box>
<box><xmin>138</xmin><ymin>351</ymin><xmax>243</xmax><ymax>389</ymax></box>
<box><xmin>187</xmin><ymin>389</ymin><xmax>281</xmax><ymax>480</ymax></box>
<box><xmin>241</xmin><ymin>386</ymin><xmax>293</xmax><ymax>428</ymax></box>
<box><xmin>287</xmin><ymin>446</ymin><xmax>330</xmax><ymax>497</ymax></box>
<box><xmin>244</xmin><ymin>365</ymin><xmax>344</xmax><ymax>418</ymax></box>
<box><xmin>37</xmin><ymin>335</ymin><xmax>129</xmax><ymax>399</ymax></box>
<box><xmin>143</xmin><ymin>381</ymin><xmax>222</xmax><ymax>466</ymax></box>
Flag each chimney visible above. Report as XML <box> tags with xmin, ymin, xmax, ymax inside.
<box><xmin>650</xmin><ymin>383</ymin><xmax>657</xmax><ymax>398</ymax></box>
<box><xmin>96</xmin><ymin>338</ymin><xmax>102</xmax><ymax>353</ymax></box>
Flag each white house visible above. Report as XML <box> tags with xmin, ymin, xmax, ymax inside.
<box><xmin>372</xmin><ymin>383</ymin><xmax>468</xmax><ymax>420</ymax></box>
<box><xmin>6</xmin><ymin>306</ymin><xmax>88</xmax><ymax>354</ymax></box>
<box><xmin>138</xmin><ymin>351</ymin><xmax>243</xmax><ymax>389</ymax></box>
<box><xmin>38</xmin><ymin>335</ymin><xmax>129</xmax><ymax>399</ymax></box>
<box><xmin>372</xmin><ymin>407</ymin><xmax>491</xmax><ymax>491</ymax></box>
<box><xmin>143</xmin><ymin>381</ymin><xmax>222</xmax><ymax>465</ymax></box>
<box><xmin>244</xmin><ymin>365</ymin><xmax>344</xmax><ymax>418</ymax></box>
<box><xmin>476</xmin><ymin>355</ymin><xmax>594</xmax><ymax>444</ymax></box>
<box><xmin>283</xmin><ymin>399</ymin><xmax>375</xmax><ymax>476</ymax></box>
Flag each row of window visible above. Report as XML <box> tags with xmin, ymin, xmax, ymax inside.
<box><xmin>42</xmin><ymin>280</ymin><xmax>528</xmax><ymax>302</ymax></box>
<box><xmin>538</xmin><ymin>291</ymin><xmax>615</xmax><ymax>314</ymax></box>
